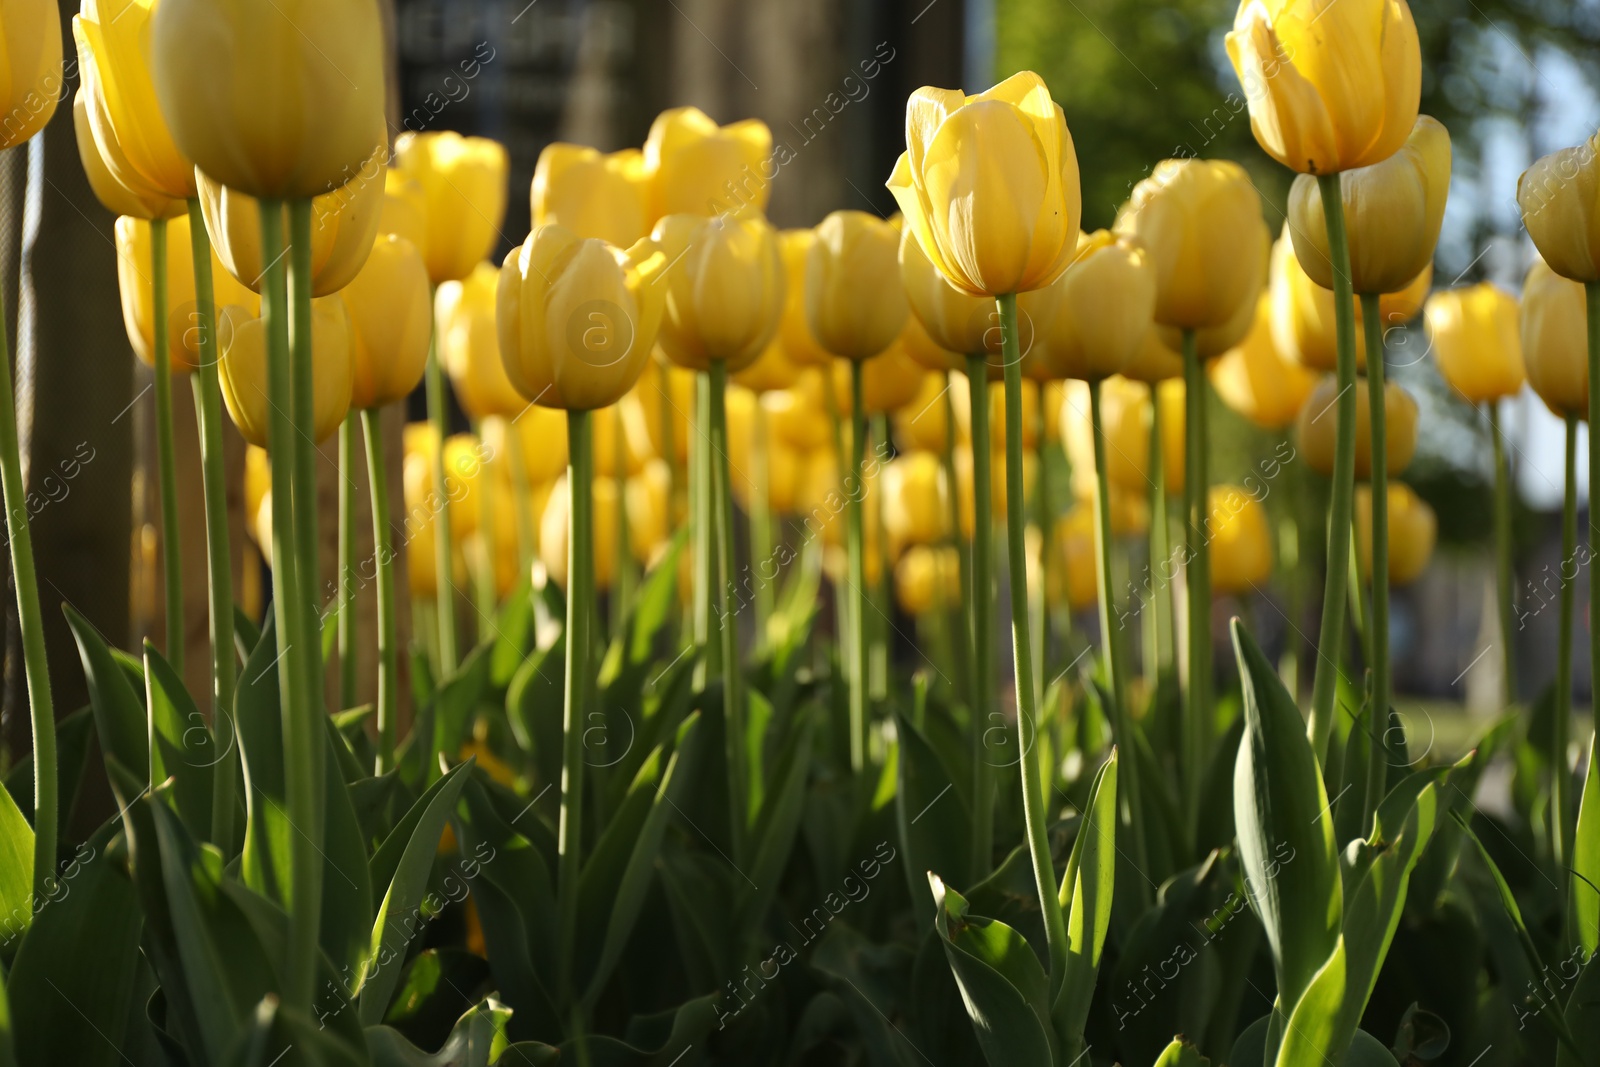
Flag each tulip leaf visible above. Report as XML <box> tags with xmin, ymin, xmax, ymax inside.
<box><xmin>1053</xmin><ymin>749</ymin><xmax>1117</xmax><ymax>1048</ymax></box>
<box><xmin>0</xmin><ymin>974</ymin><xmax>12</xmax><ymax>1067</ymax></box>
<box><xmin>233</xmin><ymin>604</ymin><xmax>262</xmax><ymax>662</ymax></box>
<box><xmin>429</xmin><ymin>643</ymin><xmax>492</xmax><ymax>785</ymax></box>
<box><xmin>2</xmin><ymin>704</ymin><xmax>95</xmax><ymax>845</ymax></box>
<box><xmin>145</xmin><ymin>641</ymin><xmax>215</xmax><ymax>839</ymax></box>
<box><xmin>893</xmin><ymin>704</ymin><xmax>970</xmax><ymax>928</ymax></box>
<box><xmin>1276</xmin><ymin>934</ymin><xmax>1349</xmax><ymax>1066</ymax></box>
<box><xmin>366</xmin><ymin>997</ymin><xmax>516</xmax><ymax>1067</ymax></box>
<box><xmin>506</xmin><ymin>634</ymin><xmax>564</xmax><ymax>791</ymax></box>
<box><xmin>1154</xmin><ymin>1035</ymin><xmax>1212</xmax><ymax>1066</ymax></box>
<box><xmin>559</xmin><ymin>993</ymin><xmax>718</xmax><ymax>1066</ymax></box>
<box><xmin>808</xmin><ymin>923</ymin><xmax>922</xmax><ymax>1067</ymax></box>
<box><xmin>0</xmin><ymin>772</ymin><xmax>32</xmax><ymax>950</ymax></box>
<box><xmin>738</xmin><ymin>708</ymin><xmax>813</xmax><ymax>934</ymax></box>
<box><xmin>1556</xmin><ymin>946</ymin><xmax>1600</xmax><ymax>1066</ymax></box>
<box><xmin>1573</xmin><ymin>732</ymin><xmax>1600</xmax><ymax>955</ymax></box>
<box><xmin>489</xmin><ymin>579</ymin><xmax>537</xmax><ymax>689</ymax></box>
<box><xmin>65</xmin><ymin>603</ymin><xmax>150</xmax><ymax>792</ymax></box>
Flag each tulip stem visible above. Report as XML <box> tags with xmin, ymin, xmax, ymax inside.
<box><xmin>693</xmin><ymin>372</ymin><xmax>719</xmax><ymax>683</ymax></box>
<box><xmin>150</xmin><ymin>219</ymin><xmax>184</xmax><ymax>675</ymax></box>
<box><xmin>288</xmin><ymin>202</ymin><xmax>324</xmax><ymax>708</ymax></box>
<box><xmin>1090</xmin><ymin>379</ymin><xmax>1151</xmax><ymax>901</ymax></box>
<box><xmin>1360</xmin><ymin>296</ymin><xmax>1392</xmax><ymax>835</ymax></box>
<box><xmin>1487</xmin><ymin>403</ymin><xmax>1516</xmax><ymax>708</ymax></box>
<box><xmin>186</xmin><ymin>199</ymin><xmax>238</xmax><ymax>850</ymax></box>
<box><xmin>1033</xmin><ymin>386</ymin><xmax>1052</xmax><ymax>700</ymax></box>
<box><xmin>1148</xmin><ymin>382</ymin><xmax>1173</xmax><ymax>683</ymax></box>
<box><xmin>751</xmin><ymin>402</ymin><xmax>774</xmax><ymax>657</ymax></box>
<box><xmin>425</xmin><ymin>289</ymin><xmax>459</xmax><ymax>676</ymax></box>
<box><xmin>847</xmin><ymin>360</ymin><xmax>870</xmax><ymax>773</ymax></box>
<box><xmin>1556</xmin><ymin>413</ymin><xmax>1577</xmax><ymax>873</ymax></box>
<box><xmin>1307</xmin><ymin>172</ymin><xmax>1360</xmax><ymax>763</ymax></box>
<box><xmin>709</xmin><ymin>359</ymin><xmax>748</xmax><ymax>858</ymax></box>
<box><xmin>965</xmin><ymin>355</ymin><xmax>995</xmax><ymax>881</ymax></box>
<box><xmin>362</xmin><ymin>409</ymin><xmax>399</xmax><ymax>776</ymax></box>
<box><xmin>260</xmin><ymin>199</ymin><xmax>320</xmax><ymax>1011</ymax></box>
<box><xmin>557</xmin><ymin>408</ymin><xmax>595</xmax><ymax>1006</ymax></box>
<box><xmin>1182</xmin><ymin>329</ymin><xmax>1212</xmax><ymax>827</ymax></box>
<box><xmin>1586</xmin><ymin>280</ymin><xmax>1600</xmax><ymax>840</ymax></box>
<box><xmin>997</xmin><ymin>296</ymin><xmax>1069</xmax><ymax>992</ymax></box>
<box><xmin>505</xmin><ymin>421</ymin><xmax>536</xmax><ymax>577</ymax></box>
<box><xmin>339</xmin><ymin>415</ymin><xmax>358</xmax><ymax>711</ymax></box>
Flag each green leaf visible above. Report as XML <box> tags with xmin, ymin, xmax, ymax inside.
<box><xmin>0</xmin><ymin>773</ymin><xmax>33</xmax><ymax>949</ymax></box>
<box><xmin>565</xmin><ymin>993</ymin><xmax>718</xmax><ymax>1066</ymax></box>
<box><xmin>506</xmin><ymin>635</ymin><xmax>563</xmax><ymax>791</ymax></box>
<box><xmin>737</xmin><ymin>709</ymin><xmax>813</xmax><ymax>934</ymax></box>
<box><xmin>0</xmin><ymin>966</ymin><xmax>13</xmax><ymax>1067</ymax></box>
<box><xmin>3</xmin><ymin>705</ymin><xmax>95</xmax><ymax>845</ymax></box>
<box><xmin>489</xmin><ymin>579</ymin><xmax>537</xmax><ymax>690</ymax></box>
<box><xmin>233</xmin><ymin>604</ymin><xmax>261</xmax><ymax>662</ymax></box>
<box><xmin>1276</xmin><ymin>935</ymin><xmax>1349</xmax><ymax>1066</ymax></box>
<box><xmin>808</xmin><ymin>923</ymin><xmax>922</xmax><ymax>1067</ymax></box>
<box><xmin>894</xmin><ymin>705</ymin><xmax>970</xmax><ymax>929</ymax></box>
<box><xmin>145</xmin><ymin>641</ymin><xmax>214</xmax><ymax>839</ymax></box>
<box><xmin>1557</xmin><ymin>945</ymin><xmax>1600</xmax><ymax>1066</ymax></box>
<box><xmin>366</xmin><ymin>997</ymin><xmax>516</xmax><ymax>1067</ymax></box>
<box><xmin>64</xmin><ymin>604</ymin><xmax>149</xmax><ymax>790</ymax></box>
<box><xmin>1053</xmin><ymin>749</ymin><xmax>1116</xmax><ymax>1047</ymax></box>
<box><xmin>429</xmin><ymin>644</ymin><xmax>492</xmax><ymax>785</ymax></box>
<box><xmin>930</xmin><ymin>875</ymin><xmax>1055</xmax><ymax>1067</ymax></box>
<box><xmin>1154</xmin><ymin>1035</ymin><xmax>1212</xmax><ymax>1066</ymax></box>
<box><xmin>1229</xmin><ymin>619</ymin><xmax>1342</xmax><ymax>1014</ymax></box>
<box><xmin>1573</xmin><ymin>732</ymin><xmax>1600</xmax><ymax>955</ymax></box>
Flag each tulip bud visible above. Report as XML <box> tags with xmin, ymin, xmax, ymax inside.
<box><xmin>76</xmin><ymin>91</ymin><xmax>183</xmax><ymax>221</ymax></box>
<box><xmin>1210</xmin><ymin>294</ymin><xmax>1318</xmax><ymax>429</ymax></box>
<box><xmin>1297</xmin><ymin>374</ymin><xmax>1418</xmax><ymax>479</ymax></box>
<box><xmin>643</xmin><ymin>107</ymin><xmax>773</xmax><ymax>219</ymax></box>
<box><xmin>218</xmin><ymin>298</ymin><xmax>352</xmax><ymax>447</ymax></box>
<box><xmin>888</xmin><ymin>71</ymin><xmax>1081</xmax><ymax>297</ymax></box>
<box><xmin>592</xmin><ymin>403</ymin><xmax>652</xmax><ymax>479</ymax></box>
<box><xmin>116</xmin><ymin>213</ymin><xmax>260</xmax><ymax>373</ymax></box>
<box><xmin>895</xmin><ymin>545</ymin><xmax>962</xmax><ymax>616</ymax></box>
<box><xmin>893</xmin><ymin>372</ymin><xmax>953</xmax><ymax>453</ymax></box>
<box><xmin>1520</xmin><ymin>259</ymin><xmax>1588</xmax><ymax>420</ymax></box>
<box><xmin>152</xmin><ymin>0</ymin><xmax>386</xmax><ymax>199</ymax></box>
<box><xmin>542</xmin><ymin>474</ymin><xmax>624</xmax><ymax>591</ymax></box>
<box><xmin>734</xmin><ymin>339</ymin><xmax>802</xmax><ymax>394</ymax></box>
<box><xmin>626</xmin><ymin>460</ymin><xmax>673</xmax><ymax>562</ymax></box>
<box><xmin>1050</xmin><ymin>508</ymin><xmax>1098</xmax><ymax>612</ymax></box>
<box><xmin>627</xmin><ymin>355</ymin><xmax>694</xmax><ymax>463</ymax></box>
<box><xmin>1517</xmin><ymin>131</ymin><xmax>1600</xmax><ymax>283</ymax></box>
<box><xmin>438</xmin><ymin>262</ymin><xmax>524</xmax><ymax>420</ymax></box>
<box><xmin>340</xmin><ymin>235</ymin><xmax>431</xmax><ymax>411</ymax></box>
<box><xmin>533</xmin><ymin>143</ymin><xmax>650</xmax><ymax>248</ymax></box>
<box><xmin>481</xmin><ymin>407</ymin><xmax>569</xmax><ymax>486</ymax></box>
<box><xmin>806</xmin><ymin>211</ymin><xmax>909</xmax><ymax>360</ymax></box>
<box><xmin>244</xmin><ymin>444</ymin><xmax>270</xmax><ymax>525</ymax></box>
<box><xmin>1269</xmin><ymin>230</ymin><xmax>1428</xmax><ymax>372</ymax></box>
<box><xmin>1116</xmin><ymin>159</ymin><xmax>1271</xmax><ymax>335</ymax></box>
<box><xmin>899</xmin><ymin>223</ymin><xmax>1000</xmax><ymax>365</ymax></box>
<box><xmin>765</xmin><ymin>372</ymin><xmax>833</xmax><ymax>453</ymax></box>
<box><xmin>497</xmin><ymin>225</ymin><xmax>667</xmax><ymax>411</ymax></box>
<box><xmin>395</xmin><ymin>131</ymin><xmax>510</xmax><ymax>285</ymax></box>
<box><xmin>1424</xmin><ymin>284</ymin><xmax>1525</xmax><ymax>405</ymax></box>
<box><xmin>0</xmin><ymin>0</ymin><xmax>62</xmax><ymax>152</ymax></box>
<box><xmin>1156</xmin><ymin>269</ymin><xmax>1265</xmax><ymax>360</ymax></box>
<box><xmin>1061</xmin><ymin>377</ymin><xmax>1184</xmax><ymax>499</ymax></box>
<box><xmin>1122</xmin><ymin>328</ymin><xmax>1185</xmax><ymax>383</ymax></box>
<box><xmin>1208</xmin><ymin>486</ymin><xmax>1273</xmax><ymax>595</ymax></box>
<box><xmin>1288</xmin><ymin>116</ymin><xmax>1451</xmax><ymax>296</ymax></box>
<box><xmin>775</xmin><ymin>230</ymin><xmax>832</xmax><ymax>367</ymax></box>
<box><xmin>883</xmin><ymin>451</ymin><xmax>949</xmax><ymax>555</ymax></box>
<box><xmin>1024</xmin><ymin>230</ymin><xmax>1156</xmax><ymax>381</ymax></box>
<box><xmin>832</xmin><ymin>338</ymin><xmax>927</xmax><ymax>415</ymax></box>
<box><xmin>1225</xmin><ymin>0</ymin><xmax>1421</xmax><ymax>175</ymax></box>
<box><xmin>380</xmin><ymin>170</ymin><xmax>429</xmax><ymax>252</ymax></box>
<box><xmin>653</xmin><ymin>211</ymin><xmax>786</xmax><ymax>373</ymax></box>
<box><xmin>1356</xmin><ymin>483</ymin><xmax>1436</xmax><ymax>586</ymax></box>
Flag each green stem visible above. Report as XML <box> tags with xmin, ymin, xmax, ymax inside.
<box><xmin>693</xmin><ymin>372</ymin><xmax>718</xmax><ymax>682</ymax></box>
<box><xmin>709</xmin><ymin>360</ymin><xmax>747</xmax><ymax>859</ymax></box>
<box><xmin>1360</xmin><ymin>295</ymin><xmax>1391</xmax><ymax>833</ymax></box>
<box><xmin>288</xmin><ymin>202</ymin><xmax>322</xmax><ymax>708</ymax></box>
<box><xmin>1279</xmin><ymin>452</ymin><xmax>1303</xmax><ymax>700</ymax></box>
<box><xmin>425</xmin><ymin>289</ymin><xmax>458</xmax><ymax>674</ymax></box>
<box><xmin>997</xmin><ymin>294</ymin><xmax>1069</xmax><ymax>991</ymax></box>
<box><xmin>966</xmin><ymin>355</ymin><xmax>995</xmax><ymax>882</ymax></box>
<box><xmin>1487</xmin><ymin>403</ymin><xmax>1516</xmax><ymax>708</ymax></box>
<box><xmin>1033</xmin><ymin>385</ymin><xmax>1052</xmax><ymax>699</ymax></box>
<box><xmin>751</xmin><ymin>402</ymin><xmax>774</xmax><ymax>657</ymax></box>
<box><xmin>362</xmin><ymin>409</ymin><xmax>399</xmax><ymax>775</ymax></box>
<box><xmin>338</xmin><ymin>415</ymin><xmax>358</xmax><ymax>711</ymax></box>
<box><xmin>1347</xmin><ymin>510</ymin><xmax>1372</xmax><ymax>671</ymax></box>
<box><xmin>1182</xmin><ymin>330</ymin><xmax>1211</xmax><ymax>820</ymax></box>
<box><xmin>847</xmin><ymin>360</ymin><xmax>869</xmax><ymax>772</ymax></box>
<box><xmin>557</xmin><ymin>408</ymin><xmax>594</xmax><ymax>1005</ymax></box>
<box><xmin>1556</xmin><ymin>413</ymin><xmax>1577</xmax><ymax>872</ymax></box>
<box><xmin>1307</xmin><ymin>172</ymin><xmax>1360</xmax><ymax>762</ymax></box>
<box><xmin>505</xmin><ymin>423</ymin><xmax>535</xmax><ymax>577</ymax></box>
<box><xmin>186</xmin><ymin>199</ymin><xmax>237</xmax><ymax>850</ymax></box>
<box><xmin>151</xmin><ymin>219</ymin><xmax>183</xmax><ymax>673</ymax></box>
<box><xmin>1148</xmin><ymin>381</ymin><xmax>1173</xmax><ymax>681</ymax></box>
<box><xmin>261</xmin><ymin>200</ymin><xmax>320</xmax><ymax>1010</ymax></box>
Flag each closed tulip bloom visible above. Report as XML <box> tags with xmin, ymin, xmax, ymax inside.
<box><xmin>244</xmin><ymin>444</ymin><xmax>271</xmax><ymax>526</ymax></box>
<box><xmin>888</xmin><ymin>71</ymin><xmax>1081</xmax><ymax>296</ymax></box>
<box><xmin>533</xmin><ymin>143</ymin><xmax>650</xmax><ymax>249</ymax></box>
<box><xmin>218</xmin><ymin>298</ymin><xmax>352</xmax><ymax>447</ymax></box>
<box><xmin>481</xmin><ymin>407</ymin><xmax>569</xmax><ymax>485</ymax></box>
<box><xmin>734</xmin><ymin>339</ymin><xmax>802</xmax><ymax>393</ymax></box>
<box><xmin>1270</xmin><ymin>230</ymin><xmax>1428</xmax><ymax>371</ymax></box>
<box><xmin>438</xmin><ymin>261</ymin><xmax>524</xmax><ymax>420</ymax></box>
<box><xmin>1298</xmin><ymin>374</ymin><xmax>1418</xmax><ymax>478</ymax></box>
<box><xmin>1156</xmin><ymin>261</ymin><xmax>1266</xmax><ymax>360</ymax></box>
<box><xmin>380</xmin><ymin>170</ymin><xmax>429</xmax><ymax>252</ymax></box>
<box><xmin>1210</xmin><ymin>294</ymin><xmax>1318</xmax><ymax>429</ymax></box>
<box><xmin>626</xmin><ymin>461</ymin><xmax>672</xmax><ymax>562</ymax></box>
<box><xmin>1225</xmin><ymin>0</ymin><xmax>1421</xmax><ymax>176</ymax></box>
<box><xmin>1076</xmin><ymin>479</ymin><xmax>1151</xmax><ymax>537</ymax></box>
<box><xmin>1520</xmin><ymin>259</ymin><xmax>1588</xmax><ymax>419</ymax></box>
<box><xmin>592</xmin><ymin>403</ymin><xmax>652</xmax><ymax>479</ymax></box>
<box><xmin>900</xmin><ymin>312</ymin><xmax>969</xmax><ymax>376</ymax></box>
<box><xmin>74</xmin><ymin>0</ymin><xmax>195</xmax><ymax>202</ymax></box>
<box><xmin>116</xmin><ymin>213</ymin><xmax>259</xmax><ymax>373</ymax></box>
<box><xmin>893</xmin><ymin>372</ymin><xmax>953</xmax><ymax>452</ymax></box>
<box><xmin>1517</xmin><ymin>131</ymin><xmax>1600</xmax><ymax>283</ymax></box>
<box><xmin>1122</xmin><ymin>328</ymin><xmax>1186</xmax><ymax>383</ymax></box>
<box><xmin>441</xmin><ymin>433</ymin><xmax>490</xmax><ymax>541</ymax></box>
<box><xmin>653</xmin><ymin>211</ymin><xmax>785</xmax><ymax>373</ymax></box>
<box><xmin>899</xmin><ymin>223</ymin><xmax>1001</xmax><ymax>363</ymax></box>
<box><xmin>1208</xmin><ymin>486</ymin><xmax>1273</xmax><ymax>594</ymax></box>
<box><xmin>151</xmin><ymin>0</ymin><xmax>384</xmax><ymax>199</ymax></box>
<box><xmin>1425</xmin><ymin>284</ymin><xmax>1525</xmax><ymax>404</ymax></box>
<box><xmin>896</xmin><ymin>545</ymin><xmax>962</xmax><ymax>616</ymax></box>
<box><xmin>627</xmin><ymin>355</ymin><xmax>694</xmax><ymax>463</ymax></box>
<box><xmin>74</xmin><ymin>90</ymin><xmax>182</xmax><ymax>220</ymax></box>
<box><xmin>395</xmin><ymin>131</ymin><xmax>510</xmax><ymax>284</ymax></box>
<box><xmin>1051</xmin><ymin>508</ymin><xmax>1099</xmax><ymax>612</ymax></box>
<box><xmin>1356</xmin><ymin>482</ymin><xmax>1436</xmax><ymax>585</ymax></box>
<box><xmin>832</xmin><ymin>338</ymin><xmax>928</xmax><ymax>415</ymax></box>
<box><xmin>644</xmin><ymin>107</ymin><xmax>773</xmax><ymax>219</ymax></box>
<box><xmin>806</xmin><ymin>211</ymin><xmax>909</xmax><ymax>360</ymax></box>
<box><xmin>0</xmin><ymin>0</ymin><xmax>62</xmax><ymax>151</ymax></box>
<box><xmin>883</xmin><ymin>451</ymin><xmax>949</xmax><ymax>554</ymax></box>
<box><xmin>340</xmin><ymin>235</ymin><xmax>431</xmax><ymax>410</ymax></box>
<box><xmin>1063</xmin><ymin>376</ymin><xmax>1186</xmax><ymax>498</ymax></box>
<box><xmin>498</xmin><ymin>226</ymin><xmax>666</xmax><ymax>411</ymax></box>
<box><xmin>765</xmin><ymin>373</ymin><xmax>833</xmax><ymax>452</ymax></box>
<box><xmin>1288</xmin><ymin>116</ymin><xmax>1451</xmax><ymax>295</ymax></box>
<box><xmin>775</xmin><ymin>230</ymin><xmax>833</xmax><ymax>368</ymax></box>
<box><xmin>1024</xmin><ymin>230</ymin><xmax>1156</xmax><ymax>380</ymax></box>
<box><xmin>1116</xmin><ymin>159</ymin><xmax>1271</xmax><ymax>333</ymax></box>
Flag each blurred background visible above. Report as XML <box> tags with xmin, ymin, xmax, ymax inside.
<box><xmin>3</xmin><ymin>0</ymin><xmax>1598</xmax><ymax>789</ymax></box>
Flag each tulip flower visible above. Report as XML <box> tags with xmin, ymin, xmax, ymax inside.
<box><xmin>482</xmin><ymin>407</ymin><xmax>570</xmax><ymax>484</ymax></box>
<box><xmin>1207</xmin><ymin>486</ymin><xmax>1273</xmax><ymax>595</ymax></box>
<box><xmin>152</xmin><ymin>0</ymin><xmax>385</xmax><ymax>200</ymax></box>
<box><xmin>217</xmin><ymin>298</ymin><xmax>353</xmax><ymax>448</ymax></box>
<box><xmin>893</xmin><ymin>373</ymin><xmax>953</xmax><ymax>453</ymax></box>
<box><xmin>831</xmin><ymin>339</ymin><xmax>927</xmax><ymax>416</ymax></box>
<box><xmin>775</xmin><ymin>230</ymin><xmax>833</xmax><ymax>368</ymax></box>
<box><xmin>734</xmin><ymin>340</ymin><xmax>803</xmax><ymax>394</ymax></box>
<box><xmin>116</xmin><ymin>213</ymin><xmax>260</xmax><ymax>374</ymax></box>
<box><xmin>1123</xmin><ymin>329</ymin><xmax>1185</xmax><ymax>384</ymax></box>
<box><xmin>1517</xmin><ymin>131</ymin><xmax>1600</xmax><ymax>284</ymax></box>
<box><xmin>339</xmin><ymin>236</ymin><xmax>431</xmax><ymax>411</ymax></box>
<box><xmin>381</xmin><ymin>170</ymin><xmax>430</xmax><ymax>253</ymax></box>
<box><xmin>1425</xmin><ymin>285</ymin><xmax>1525</xmax><ymax>406</ymax></box>
<box><xmin>952</xmin><ymin>375</ymin><xmax>1042</xmax><ymax>451</ymax></box>
<box><xmin>806</xmin><ymin>211</ymin><xmax>908</xmax><ymax>361</ymax></box>
<box><xmin>1521</xmin><ymin>261</ymin><xmax>1587</xmax><ymax>421</ymax></box>
<box><xmin>1023</xmin><ymin>230</ymin><xmax>1156</xmax><ymax>381</ymax></box>
<box><xmin>1062</xmin><ymin>378</ymin><xmax>1184</xmax><ymax>497</ymax></box>
<box><xmin>896</xmin><ymin>545</ymin><xmax>963</xmax><ymax>617</ymax></box>
<box><xmin>899</xmin><ymin>223</ymin><xmax>1002</xmax><ymax>367</ymax></box>
<box><xmin>883</xmin><ymin>451</ymin><xmax>949</xmax><ymax>555</ymax></box>
<box><xmin>1049</xmin><ymin>508</ymin><xmax>1099</xmax><ymax>613</ymax></box>
<box><xmin>395</xmin><ymin>131</ymin><xmax>510</xmax><ymax>285</ymax></box>
<box><xmin>591</xmin><ymin>404</ymin><xmax>652</xmax><ymax>479</ymax></box>
<box><xmin>1356</xmin><ymin>484</ymin><xmax>1436</xmax><ymax>586</ymax></box>
<box><xmin>644</xmin><ymin>107</ymin><xmax>773</xmax><ymax>219</ymax></box>
<box><xmin>954</xmin><ymin>446</ymin><xmax>1037</xmax><ymax>540</ymax></box>
<box><xmin>74</xmin><ymin>92</ymin><xmax>183</xmax><ymax>221</ymax></box>
<box><xmin>1225</xmin><ymin>0</ymin><xmax>1421</xmax><ymax>176</ymax></box>
<box><xmin>437</xmin><ymin>262</ymin><xmax>525</xmax><ymax>420</ymax></box>
<box><xmin>0</xmin><ymin>0</ymin><xmax>62</xmax><ymax>153</ymax></box>
<box><xmin>1211</xmin><ymin>294</ymin><xmax>1318</xmax><ymax>430</ymax></box>
<box><xmin>534</xmin><ymin>143</ymin><xmax>650</xmax><ymax>248</ymax></box>
<box><xmin>1297</xmin><ymin>374</ymin><xmax>1418</xmax><ymax>479</ymax></box>
<box><xmin>629</xmin><ymin>355</ymin><xmax>696</xmax><ymax>464</ymax></box>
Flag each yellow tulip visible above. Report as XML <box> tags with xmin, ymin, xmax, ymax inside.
<box><xmin>899</xmin><ymin>222</ymin><xmax>1000</xmax><ymax>363</ymax></box>
<box><xmin>497</xmin><ymin>225</ymin><xmax>667</xmax><ymax>411</ymax></box>
<box><xmin>806</xmin><ymin>211</ymin><xmax>908</xmax><ymax>360</ymax></box>
<box><xmin>1062</xmin><ymin>376</ymin><xmax>1186</xmax><ymax>498</ymax></box>
<box><xmin>244</xmin><ymin>444</ymin><xmax>270</xmax><ymax>523</ymax></box>
<box><xmin>218</xmin><ymin>298</ymin><xmax>352</xmax><ymax>447</ymax></box>
<box><xmin>883</xmin><ymin>451</ymin><xmax>949</xmax><ymax>554</ymax></box>
<box><xmin>626</xmin><ymin>460</ymin><xmax>672</xmax><ymax>562</ymax></box>
<box><xmin>438</xmin><ymin>261</ymin><xmax>524</xmax><ymax>420</ymax></box>
<box><xmin>1297</xmin><ymin>374</ymin><xmax>1418</xmax><ymax>478</ymax></box>
<box><xmin>1122</xmin><ymin>328</ymin><xmax>1186</xmax><ymax>383</ymax></box>
<box><xmin>1023</xmin><ymin>230</ymin><xmax>1156</xmax><ymax>381</ymax></box>
<box><xmin>775</xmin><ymin>230</ymin><xmax>833</xmax><ymax>368</ymax></box>
<box><xmin>1288</xmin><ymin>116</ymin><xmax>1451</xmax><ymax>295</ymax></box>
<box><xmin>893</xmin><ymin>372</ymin><xmax>953</xmax><ymax>453</ymax></box>
<box><xmin>533</xmin><ymin>143</ymin><xmax>649</xmax><ymax>248</ymax></box>
<box><xmin>799</xmin><ymin>450</ymin><xmax>880</xmax><ymax>550</ymax></box>
<box><xmin>627</xmin><ymin>355</ymin><xmax>695</xmax><ymax>464</ymax></box>
<box><xmin>1424</xmin><ymin>284</ymin><xmax>1525</xmax><ymax>405</ymax></box>
<box><xmin>441</xmin><ymin>434</ymin><xmax>492</xmax><ymax>542</ymax></box>
<box><xmin>0</xmin><ymin>0</ymin><xmax>62</xmax><ymax>152</ymax></box>
<box><xmin>1050</xmin><ymin>508</ymin><xmax>1098</xmax><ymax>612</ymax></box>
<box><xmin>73</xmin><ymin>0</ymin><xmax>194</xmax><ymax>202</ymax></box>
<box><xmin>1356</xmin><ymin>483</ymin><xmax>1436</xmax><ymax>585</ymax></box>
<box><xmin>151</xmin><ymin>0</ymin><xmax>385</xmax><ymax>199</ymax></box>
<box><xmin>895</xmin><ymin>545</ymin><xmax>962</xmax><ymax>616</ymax></box>
<box><xmin>1208</xmin><ymin>486</ymin><xmax>1273</xmax><ymax>594</ymax></box>
<box><xmin>1517</xmin><ymin>131</ymin><xmax>1600</xmax><ymax>283</ymax></box>
<box><xmin>1225</xmin><ymin>0</ymin><xmax>1421</xmax><ymax>176</ymax></box>
<box><xmin>734</xmin><ymin>339</ymin><xmax>802</xmax><ymax>394</ymax></box>
<box><xmin>887</xmin><ymin>71</ymin><xmax>1080</xmax><ymax>297</ymax></box>
<box><xmin>729</xmin><ymin>413</ymin><xmax>804</xmax><ymax>516</ymax></box>
<box><xmin>763</xmin><ymin>439</ymin><xmax>806</xmax><ymax>515</ymax></box>
<box><xmin>74</xmin><ymin>91</ymin><xmax>183</xmax><ymax>221</ymax></box>
<box><xmin>765</xmin><ymin>373</ymin><xmax>833</xmax><ymax>453</ymax></box>
<box><xmin>955</xmin><ymin>445</ymin><xmax>1036</xmax><ymax>540</ymax></box>
<box><xmin>1269</xmin><ymin>230</ymin><xmax>1429</xmax><ymax>372</ymax></box>
<box><xmin>1075</xmin><ymin>479</ymin><xmax>1151</xmax><ymax>538</ymax></box>
<box><xmin>654</xmin><ymin>211</ymin><xmax>785</xmax><ymax>373</ymax></box>
<box><xmin>952</xmin><ymin>374</ymin><xmax>1040</xmax><ymax>451</ymax></box>
<box><xmin>481</xmin><ymin>407</ymin><xmax>569</xmax><ymax>486</ymax></box>
<box><xmin>1156</xmin><ymin>267</ymin><xmax>1266</xmax><ymax>360</ymax></box>
<box><xmin>395</xmin><ymin>131</ymin><xmax>510</xmax><ymax>285</ymax></box>
<box><xmin>1520</xmin><ymin>259</ymin><xmax>1588</xmax><ymax>420</ymax></box>
<box><xmin>643</xmin><ymin>107</ymin><xmax>773</xmax><ymax>219</ymax></box>
<box><xmin>340</xmin><ymin>235</ymin><xmax>431</xmax><ymax>411</ymax></box>
<box><xmin>380</xmin><ymin>170</ymin><xmax>429</xmax><ymax>252</ymax></box>
<box><xmin>1210</xmin><ymin>294</ymin><xmax>1318</xmax><ymax>429</ymax></box>
<box><xmin>831</xmin><ymin>338</ymin><xmax>928</xmax><ymax>415</ymax></box>
<box><xmin>1116</xmin><ymin>159</ymin><xmax>1270</xmax><ymax>333</ymax></box>
<box><xmin>592</xmin><ymin>403</ymin><xmax>652</xmax><ymax>479</ymax></box>
<box><xmin>115</xmin><ymin>213</ymin><xmax>260</xmax><ymax>373</ymax></box>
